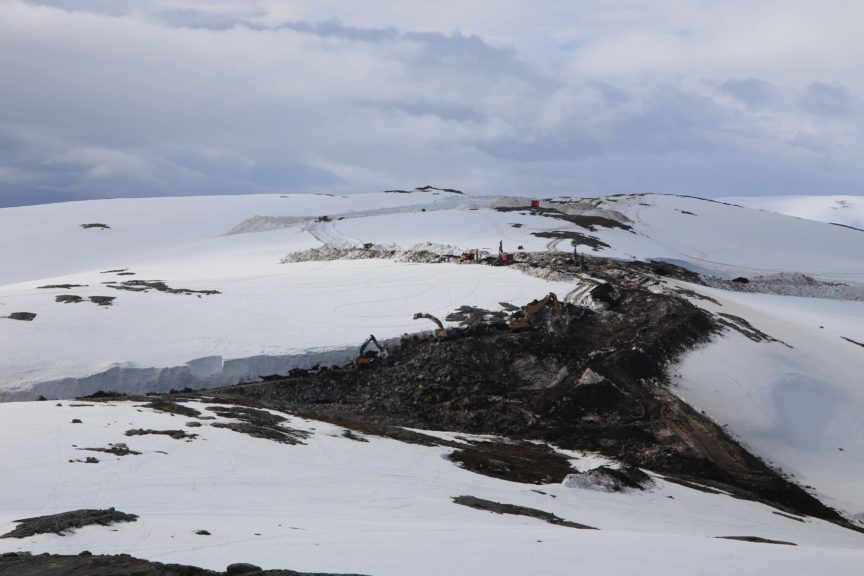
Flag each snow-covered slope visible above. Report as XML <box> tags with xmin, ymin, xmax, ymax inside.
<box><xmin>670</xmin><ymin>284</ymin><xmax>864</xmax><ymax>522</ymax></box>
<box><xmin>0</xmin><ymin>400</ymin><xmax>861</xmax><ymax>576</ymax></box>
<box><xmin>2</xmin><ymin>190</ymin><xmax>863</xmax><ymax>573</ymax></box>
<box><xmin>721</xmin><ymin>195</ymin><xmax>864</xmax><ymax>230</ymax></box>
<box><xmin>2</xmin><ymin>190</ymin><xmax>861</xmax><ymax>401</ymax></box>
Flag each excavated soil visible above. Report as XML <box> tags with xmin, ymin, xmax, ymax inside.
<box><xmin>206</xmin><ymin>256</ymin><xmax>844</xmax><ymax>523</ymax></box>
<box><xmin>0</xmin><ymin>553</ymin><xmax>366</xmax><ymax>576</ymax></box>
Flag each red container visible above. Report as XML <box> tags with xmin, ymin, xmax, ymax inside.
<box><xmin>530</xmin><ymin>199</ymin><xmax>540</xmax><ymax>208</ymax></box>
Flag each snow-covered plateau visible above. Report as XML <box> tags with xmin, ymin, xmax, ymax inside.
<box><xmin>1</xmin><ymin>188</ymin><xmax>863</xmax><ymax>575</ymax></box>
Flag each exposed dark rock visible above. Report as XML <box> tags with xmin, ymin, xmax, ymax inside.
<box><xmin>55</xmin><ymin>295</ymin><xmax>83</xmax><ymax>304</ymax></box>
<box><xmin>146</xmin><ymin>400</ymin><xmax>202</xmax><ymax>417</ymax></box>
<box><xmin>89</xmin><ymin>296</ymin><xmax>116</xmax><ymax>306</ymax></box>
<box><xmin>715</xmin><ymin>536</ymin><xmax>796</xmax><ymax>546</ymax></box>
<box><xmin>208</xmin><ymin>405</ymin><xmax>311</xmax><ymax>445</ymax></box>
<box><xmin>0</xmin><ymin>508</ymin><xmax>137</xmax><ymax>539</ymax></box>
<box><xmin>448</xmin><ymin>441</ymin><xmax>573</xmax><ymax>484</ymax></box>
<box><xmin>79</xmin><ymin>443</ymin><xmax>140</xmax><ymax>456</ymax></box>
<box><xmin>107</xmin><ymin>279</ymin><xmax>220</xmax><ymax>296</ymax></box>
<box><xmin>715</xmin><ymin>313</ymin><xmax>792</xmax><ymax>347</ymax></box>
<box><xmin>80</xmin><ymin>223</ymin><xmax>110</xmax><ymax>229</ymax></box>
<box><xmin>125</xmin><ymin>429</ymin><xmax>198</xmax><ymax>440</ymax></box>
<box><xmin>5</xmin><ymin>312</ymin><xmax>36</xmax><ymax>321</ymax></box>
<box><xmin>206</xmin><ymin>259</ymin><xmax>842</xmax><ymax>523</ymax></box>
<box><xmin>452</xmin><ymin>496</ymin><xmax>597</xmax><ymax>530</ymax></box>
<box><xmin>0</xmin><ymin>553</ymin><xmax>369</xmax><ymax>575</ymax></box>
<box><xmin>563</xmin><ymin>465</ymin><xmax>654</xmax><ymax>492</ymax></box>
<box><xmin>38</xmin><ymin>284</ymin><xmax>88</xmax><ymax>290</ymax></box>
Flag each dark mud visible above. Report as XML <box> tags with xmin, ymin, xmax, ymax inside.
<box><xmin>205</xmin><ymin>257</ymin><xmax>844</xmax><ymax>523</ymax></box>
<box><xmin>0</xmin><ymin>553</ymin><xmax>367</xmax><ymax>576</ymax></box>
<box><xmin>452</xmin><ymin>496</ymin><xmax>597</xmax><ymax>530</ymax></box>
<box><xmin>1</xmin><ymin>509</ymin><xmax>137</xmax><ymax>539</ymax></box>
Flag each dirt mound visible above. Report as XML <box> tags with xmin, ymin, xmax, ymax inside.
<box><xmin>209</xmin><ymin>264</ymin><xmax>842</xmax><ymax>522</ymax></box>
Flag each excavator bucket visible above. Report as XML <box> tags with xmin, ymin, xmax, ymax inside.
<box><xmin>508</xmin><ymin>293</ymin><xmax>561</xmax><ymax>332</ymax></box>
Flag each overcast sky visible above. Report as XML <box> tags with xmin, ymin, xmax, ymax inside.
<box><xmin>1</xmin><ymin>0</ymin><xmax>862</xmax><ymax>206</ymax></box>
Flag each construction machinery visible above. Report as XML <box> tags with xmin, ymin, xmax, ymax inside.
<box><xmin>508</xmin><ymin>292</ymin><xmax>561</xmax><ymax>331</ymax></box>
<box><xmin>355</xmin><ymin>334</ymin><xmax>387</xmax><ymax>366</ymax></box>
<box><xmin>413</xmin><ymin>312</ymin><xmax>447</xmax><ymax>338</ymax></box>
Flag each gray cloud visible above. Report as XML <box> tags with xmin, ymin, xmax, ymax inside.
<box><xmin>1</xmin><ymin>1</ymin><xmax>863</xmax><ymax>207</ymax></box>
<box><xmin>801</xmin><ymin>82</ymin><xmax>855</xmax><ymax>117</ymax></box>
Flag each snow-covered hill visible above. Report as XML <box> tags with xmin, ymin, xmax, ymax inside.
<box><xmin>1</xmin><ymin>189</ymin><xmax>863</xmax><ymax>574</ymax></box>
<box><xmin>0</xmin><ymin>400</ymin><xmax>861</xmax><ymax>576</ymax></box>
<box><xmin>721</xmin><ymin>195</ymin><xmax>864</xmax><ymax>230</ymax></box>
<box><xmin>2</xmin><ymin>190</ymin><xmax>861</xmax><ymax>401</ymax></box>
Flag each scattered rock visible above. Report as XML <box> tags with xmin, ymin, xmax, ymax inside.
<box><xmin>5</xmin><ymin>312</ymin><xmax>36</xmax><ymax>321</ymax></box>
<box><xmin>89</xmin><ymin>296</ymin><xmax>116</xmax><ymax>306</ymax></box>
<box><xmin>226</xmin><ymin>563</ymin><xmax>262</xmax><ymax>575</ymax></box>
<box><xmin>146</xmin><ymin>400</ymin><xmax>202</xmax><ymax>417</ymax></box>
<box><xmin>55</xmin><ymin>295</ymin><xmax>84</xmax><ymax>304</ymax></box>
<box><xmin>449</xmin><ymin>441</ymin><xmax>573</xmax><ymax>485</ymax></box>
<box><xmin>208</xmin><ymin>405</ymin><xmax>311</xmax><ymax>445</ymax></box>
<box><xmin>715</xmin><ymin>536</ymin><xmax>796</xmax><ymax>546</ymax></box>
<box><xmin>562</xmin><ymin>465</ymin><xmax>654</xmax><ymax>492</ymax></box>
<box><xmin>106</xmin><ymin>279</ymin><xmax>220</xmax><ymax>296</ymax></box>
<box><xmin>453</xmin><ymin>496</ymin><xmax>597</xmax><ymax>530</ymax></box>
<box><xmin>125</xmin><ymin>429</ymin><xmax>198</xmax><ymax>440</ymax></box>
<box><xmin>341</xmin><ymin>429</ymin><xmax>369</xmax><ymax>442</ymax></box>
<box><xmin>80</xmin><ymin>223</ymin><xmax>110</xmax><ymax>229</ymax></box>
<box><xmin>0</xmin><ymin>508</ymin><xmax>137</xmax><ymax>538</ymax></box>
<box><xmin>0</xmin><ymin>553</ymin><xmax>368</xmax><ymax>575</ymax></box>
<box><xmin>38</xmin><ymin>284</ymin><xmax>88</xmax><ymax>290</ymax></box>
<box><xmin>79</xmin><ymin>443</ymin><xmax>140</xmax><ymax>456</ymax></box>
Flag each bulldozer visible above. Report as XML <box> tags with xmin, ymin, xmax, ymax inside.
<box><xmin>508</xmin><ymin>292</ymin><xmax>561</xmax><ymax>332</ymax></box>
<box><xmin>355</xmin><ymin>334</ymin><xmax>387</xmax><ymax>366</ymax></box>
<box><xmin>413</xmin><ymin>312</ymin><xmax>447</xmax><ymax>338</ymax></box>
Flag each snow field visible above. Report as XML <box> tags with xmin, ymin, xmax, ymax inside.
<box><xmin>670</xmin><ymin>284</ymin><xmax>864</xmax><ymax>520</ymax></box>
<box><xmin>0</xmin><ymin>401</ymin><xmax>861</xmax><ymax>576</ymax></box>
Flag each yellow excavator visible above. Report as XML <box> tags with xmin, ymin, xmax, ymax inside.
<box><xmin>413</xmin><ymin>312</ymin><xmax>447</xmax><ymax>338</ymax></box>
<box><xmin>355</xmin><ymin>334</ymin><xmax>387</xmax><ymax>366</ymax></box>
<box><xmin>508</xmin><ymin>292</ymin><xmax>561</xmax><ymax>331</ymax></box>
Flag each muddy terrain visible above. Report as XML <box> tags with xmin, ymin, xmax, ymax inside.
<box><xmin>201</xmin><ymin>255</ymin><xmax>844</xmax><ymax>524</ymax></box>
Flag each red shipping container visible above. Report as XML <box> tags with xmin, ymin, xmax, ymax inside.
<box><xmin>530</xmin><ymin>199</ymin><xmax>540</xmax><ymax>208</ymax></box>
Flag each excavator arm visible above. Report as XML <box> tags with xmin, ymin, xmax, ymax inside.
<box><xmin>356</xmin><ymin>334</ymin><xmax>387</xmax><ymax>366</ymax></box>
<box><xmin>508</xmin><ymin>292</ymin><xmax>561</xmax><ymax>331</ymax></box>
<box><xmin>413</xmin><ymin>313</ymin><xmax>447</xmax><ymax>338</ymax></box>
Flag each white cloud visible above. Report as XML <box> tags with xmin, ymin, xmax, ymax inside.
<box><xmin>0</xmin><ymin>0</ymin><xmax>862</xmax><ymax>206</ymax></box>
